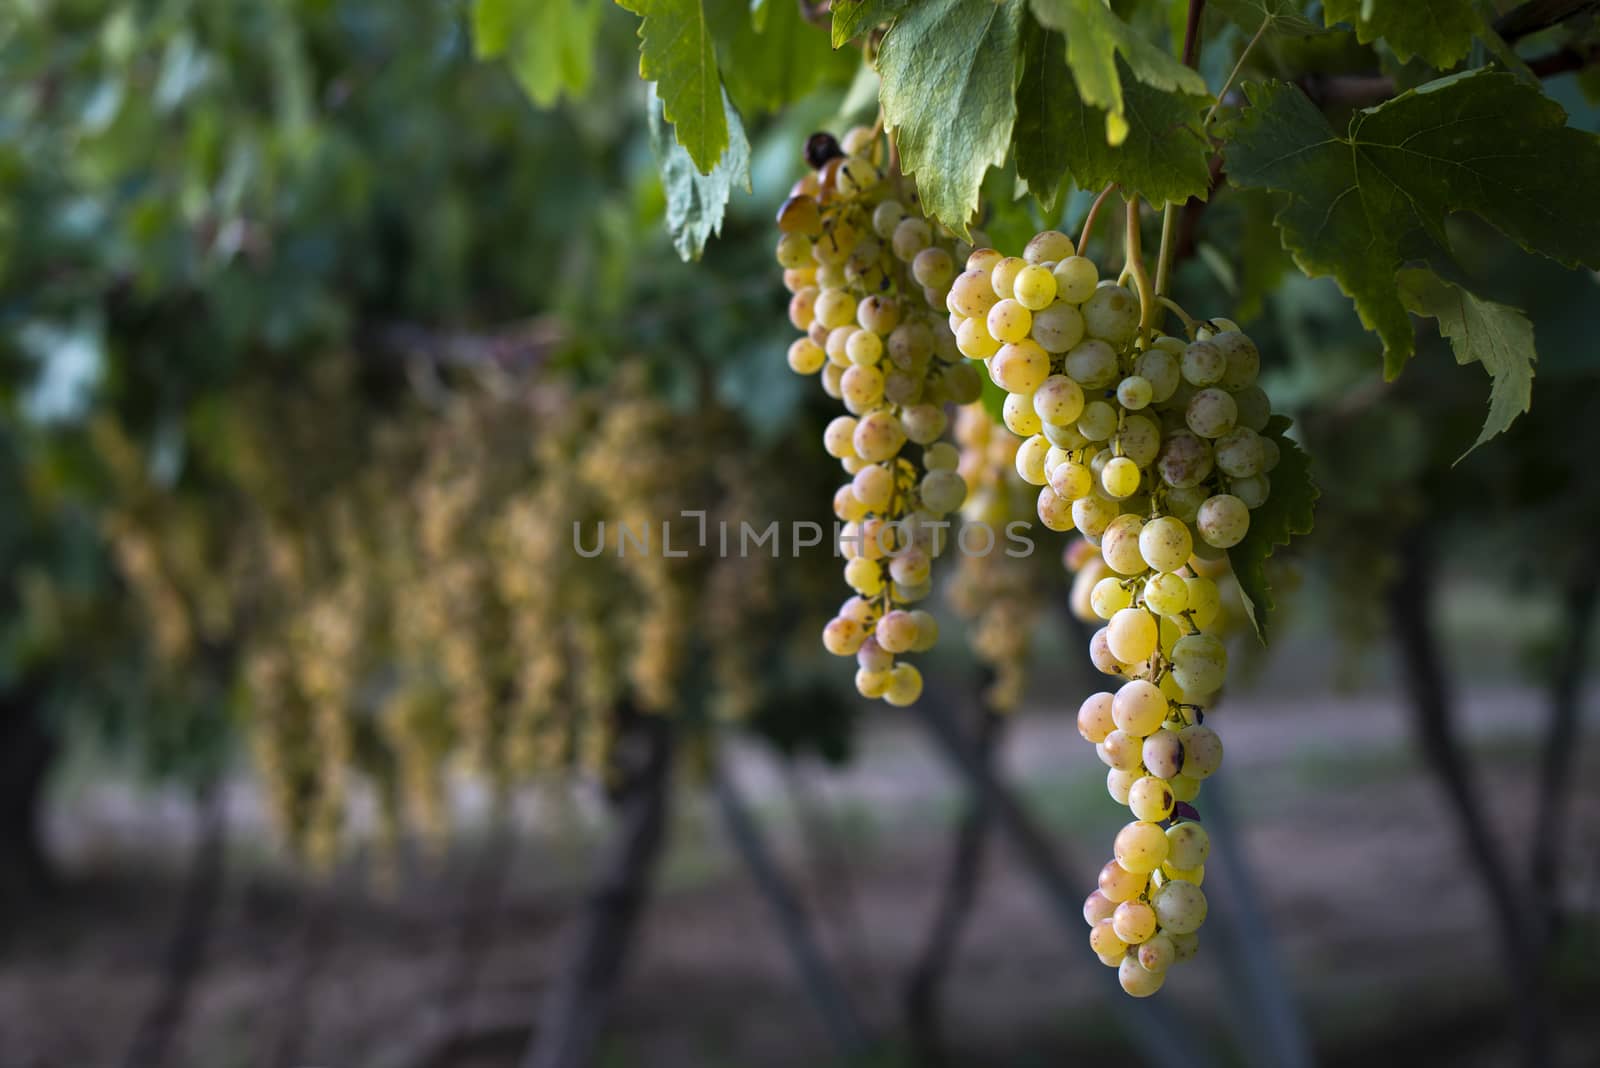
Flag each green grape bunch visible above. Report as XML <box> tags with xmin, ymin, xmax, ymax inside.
<box><xmin>945</xmin><ymin>224</ymin><xmax>1287</xmax><ymax>995</ymax></box>
<box><xmin>776</xmin><ymin>127</ymin><xmax>985</xmax><ymax>707</ymax></box>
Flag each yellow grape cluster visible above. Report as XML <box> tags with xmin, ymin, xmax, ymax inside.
<box><xmin>776</xmin><ymin>128</ymin><xmax>984</xmax><ymax>706</ymax></box>
<box><xmin>108</xmin><ymin>363</ymin><xmax>794</xmax><ymax>861</ymax></box>
<box><xmin>944</xmin><ymin>227</ymin><xmax>1287</xmax><ymax>995</ymax></box>
<box><xmin>944</xmin><ymin>403</ymin><xmax>1046</xmax><ymax>712</ymax></box>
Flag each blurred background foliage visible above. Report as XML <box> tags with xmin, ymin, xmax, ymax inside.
<box><xmin>0</xmin><ymin>0</ymin><xmax>1597</xmax><ymax>1065</ymax></box>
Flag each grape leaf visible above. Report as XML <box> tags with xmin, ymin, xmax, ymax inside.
<box><xmin>648</xmin><ymin>84</ymin><xmax>751</xmax><ymax>261</ymax></box>
<box><xmin>1227</xmin><ymin>415</ymin><xmax>1317</xmax><ymax>645</ymax></box>
<box><xmin>1397</xmin><ymin>268</ymin><xmax>1536</xmax><ymax>456</ymax></box>
<box><xmin>618</xmin><ymin>0</ymin><xmax>728</xmax><ymax>173</ymax></box>
<box><xmin>1029</xmin><ymin>0</ymin><xmax>1209</xmax><ymax>146</ymax></box>
<box><xmin>878</xmin><ymin>0</ymin><xmax>1023</xmax><ymax>236</ymax></box>
<box><xmin>472</xmin><ymin>0</ymin><xmax>603</xmax><ymax>106</ymax></box>
<box><xmin>830</xmin><ymin>0</ymin><xmax>910</xmax><ymax>48</ymax></box>
<box><xmin>750</xmin><ymin>0</ymin><xmax>770</xmax><ymax>32</ymax></box>
<box><xmin>1224</xmin><ymin>72</ymin><xmax>1600</xmax><ymax>378</ymax></box>
<box><xmin>708</xmin><ymin>0</ymin><xmax>854</xmax><ymax>115</ymax></box>
<box><xmin>1321</xmin><ymin>0</ymin><xmax>1482</xmax><ymax>69</ymax></box>
<box><xmin>1208</xmin><ymin>0</ymin><xmax>1327</xmax><ymax>38</ymax></box>
<box><xmin>1044</xmin><ymin>58</ymin><xmax>1212</xmax><ymax>207</ymax></box>
<box><xmin>1013</xmin><ymin>21</ymin><xmax>1074</xmax><ymax>211</ymax></box>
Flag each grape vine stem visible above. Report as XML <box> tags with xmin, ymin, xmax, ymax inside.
<box><xmin>1076</xmin><ymin>183</ymin><xmax>1117</xmax><ymax>256</ymax></box>
<box><xmin>1124</xmin><ymin>198</ymin><xmax>1156</xmax><ymax>341</ymax></box>
<box><xmin>1154</xmin><ymin>0</ymin><xmax>1208</xmax><ymax>298</ymax></box>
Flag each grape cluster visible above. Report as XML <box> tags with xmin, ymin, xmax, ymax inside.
<box><xmin>943</xmin><ymin>226</ymin><xmax>1287</xmax><ymax>994</ymax></box>
<box><xmin>777</xmin><ymin>128</ymin><xmax>982</xmax><ymax>706</ymax></box>
<box><xmin>945</xmin><ymin>403</ymin><xmax>1046</xmax><ymax>711</ymax></box>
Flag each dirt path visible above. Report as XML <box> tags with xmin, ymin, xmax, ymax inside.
<box><xmin>3</xmin><ymin>684</ymin><xmax>1596</xmax><ymax>1067</ymax></box>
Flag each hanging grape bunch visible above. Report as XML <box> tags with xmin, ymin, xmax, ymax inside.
<box><xmin>776</xmin><ymin>127</ymin><xmax>984</xmax><ymax>707</ymax></box>
<box><xmin>945</xmin><ymin>211</ymin><xmax>1287</xmax><ymax>996</ymax></box>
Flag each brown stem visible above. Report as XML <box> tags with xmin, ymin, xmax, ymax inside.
<box><xmin>1076</xmin><ymin>183</ymin><xmax>1118</xmax><ymax>257</ymax></box>
<box><xmin>1495</xmin><ymin>0</ymin><xmax>1600</xmax><ymax>44</ymax></box>
<box><xmin>522</xmin><ymin>707</ymin><xmax>673</xmax><ymax>1068</ymax></box>
<box><xmin>1386</xmin><ymin>528</ymin><xmax>1548</xmax><ymax>1068</ymax></box>
<box><xmin>1181</xmin><ymin>0</ymin><xmax>1206</xmax><ymax>67</ymax></box>
<box><xmin>905</xmin><ymin>686</ymin><xmax>1006</xmax><ymax>1066</ymax></box>
<box><xmin>119</xmin><ymin>782</ymin><xmax>226</xmax><ymax>1068</ymax></box>
<box><xmin>1530</xmin><ymin>556</ymin><xmax>1600</xmax><ymax>941</ymax></box>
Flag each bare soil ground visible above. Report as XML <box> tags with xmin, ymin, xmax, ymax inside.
<box><xmin>3</xmin><ymin>680</ymin><xmax>1598</xmax><ymax>1068</ymax></box>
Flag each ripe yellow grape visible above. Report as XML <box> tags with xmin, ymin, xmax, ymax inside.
<box><xmin>1102</xmin><ymin>456</ymin><xmax>1141</xmax><ymax>499</ymax></box>
<box><xmin>1138</xmin><ymin>934</ymin><xmax>1176</xmax><ymax>973</ymax></box>
<box><xmin>1152</xmin><ymin>878</ymin><xmax>1207</xmax><ymax>934</ymax></box>
<box><xmin>956</xmin><ymin>315</ymin><xmax>1001</xmax><ymax>359</ymax></box>
<box><xmin>1037</xmin><ymin>486</ymin><xmax>1076</xmax><ymax>532</ymax></box>
<box><xmin>1112</xmin><ymin>678</ymin><xmax>1166</xmax><ymax>735</ymax></box>
<box><xmin>990</xmin><ymin>255</ymin><xmax>1028</xmax><ymax>299</ymax></box>
<box><xmin>1052</xmin><ymin>256</ymin><xmax>1099</xmax><ymax>303</ymax></box>
<box><xmin>1049</xmin><ymin>460</ymin><xmax>1092</xmax><ymax>501</ymax></box>
<box><xmin>987</xmin><ymin>298</ymin><xmax>1033</xmax><ymax>343</ymax></box>
<box><xmin>1112</xmin><ymin>900</ymin><xmax>1158</xmax><ymax>944</ymax></box>
<box><xmin>1091</xmin><ymin>576</ymin><xmax>1133</xmax><ymax>620</ymax></box>
<box><xmin>1024</xmin><ymin>229</ymin><xmax>1075</xmax><ymax>263</ymax></box>
<box><xmin>1003</xmin><ymin>391</ymin><xmax>1043</xmax><ymax>436</ymax></box>
<box><xmin>1089</xmin><ymin>917</ymin><xmax>1127</xmax><ymax>958</ymax></box>
<box><xmin>788</xmin><ymin>337</ymin><xmax>826</xmax><ymax>374</ymax></box>
<box><xmin>1128</xmin><ymin>776</ymin><xmax>1175</xmax><ymax>822</ymax></box>
<box><xmin>1119</xmin><ymin>955</ymin><xmax>1166</xmax><ymax>997</ymax></box>
<box><xmin>992</xmin><ymin>340</ymin><xmax>1050</xmax><ymax>394</ymax></box>
<box><xmin>1138</xmin><ymin>516</ymin><xmax>1193</xmax><ymax>573</ymax></box>
<box><xmin>1098</xmin><ymin>859</ymin><xmax>1147</xmax><ymax>903</ymax></box>
<box><xmin>1077</xmin><ymin>691</ymin><xmax>1116</xmax><ymax>742</ymax></box>
<box><xmin>1032</xmin><ymin>374</ymin><xmax>1085</xmax><ymax>426</ymax></box>
<box><xmin>845</xmin><ymin>556</ymin><xmax>883</xmax><ymax>595</ymax></box>
<box><xmin>1113</xmin><ymin>820</ymin><xmax>1170</xmax><ymax>874</ymax></box>
<box><xmin>1014</xmin><ymin>433</ymin><xmax>1051</xmax><ymax>486</ymax></box>
<box><xmin>1013</xmin><ymin>264</ymin><xmax>1058</xmax><ymax>310</ymax></box>
<box><xmin>1143</xmin><ymin>571</ymin><xmax>1189</xmax><ymax>616</ymax></box>
<box><xmin>884</xmin><ymin>662</ymin><xmax>923</xmax><ymax>706</ymax></box>
<box><xmin>822</xmin><ymin>616</ymin><xmax>865</xmax><ymax>656</ymax></box>
<box><xmin>1107</xmin><ymin>767</ymin><xmax>1139</xmax><ymax>804</ymax></box>
<box><xmin>1084</xmin><ymin>889</ymin><xmax>1117</xmax><ymax>926</ymax></box>
<box><xmin>855</xmin><ymin>668</ymin><xmax>890</xmax><ymax>698</ymax></box>
<box><xmin>1107</xmin><ymin>607</ymin><xmax>1158</xmax><ymax>663</ymax></box>
<box><xmin>1029</xmin><ymin>302</ymin><xmax>1086</xmax><ymax>352</ymax></box>
<box><xmin>1166</xmin><ymin>822</ymin><xmax>1210</xmax><ymax>869</ymax></box>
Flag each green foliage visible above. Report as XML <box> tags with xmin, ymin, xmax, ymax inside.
<box><xmin>1029</xmin><ymin>0</ymin><xmax>1208</xmax><ymax>146</ymax></box>
<box><xmin>709</xmin><ymin>0</ymin><xmax>855</xmax><ymax>115</ymax></box>
<box><xmin>1020</xmin><ymin>46</ymin><xmax>1212</xmax><ymax>208</ymax></box>
<box><xmin>878</xmin><ymin>0</ymin><xmax>1024</xmax><ymax>236</ymax></box>
<box><xmin>473</xmin><ymin>0</ymin><xmax>604</xmax><ymax>106</ymax></box>
<box><xmin>1227</xmin><ymin>416</ymin><xmax>1318</xmax><ymax>643</ymax></box>
<box><xmin>649</xmin><ymin>86</ymin><xmax>752</xmax><ymax>260</ymax></box>
<box><xmin>831</xmin><ymin>0</ymin><xmax>911</xmax><ymax>48</ymax></box>
<box><xmin>1208</xmin><ymin>0</ymin><xmax>1328</xmax><ymax>39</ymax></box>
<box><xmin>1225</xmin><ymin>71</ymin><xmax>1600</xmax><ymax>441</ymax></box>
<box><xmin>616</xmin><ymin>0</ymin><xmax>729</xmax><ymax>172</ymax></box>
<box><xmin>1397</xmin><ymin>269</ymin><xmax>1536</xmax><ymax>457</ymax></box>
<box><xmin>1320</xmin><ymin>0</ymin><xmax>1482</xmax><ymax>69</ymax></box>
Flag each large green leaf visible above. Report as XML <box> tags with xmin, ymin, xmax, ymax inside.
<box><xmin>708</xmin><ymin>0</ymin><xmax>854</xmax><ymax>114</ymax></box>
<box><xmin>618</xmin><ymin>0</ymin><xmax>727</xmax><ymax>173</ymax></box>
<box><xmin>1020</xmin><ymin>49</ymin><xmax>1211</xmax><ymax>208</ymax></box>
<box><xmin>830</xmin><ymin>0</ymin><xmax>910</xmax><ymax>47</ymax></box>
<box><xmin>649</xmin><ymin>84</ymin><xmax>751</xmax><ymax>261</ymax></box>
<box><xmin>1209</xmin><ymin>0</ymin><xmax>1327</xmax><ymax>38</ymax></box>
<box><xmin>1013</xmin><ymin>20</ymin><xmax>1074</xmax><ymax>211</ymax></box>
<box><xmin>879</xmin><ymin>0</ymin><xmax>1024</xmax><ymax>236</ymax></box>
<box><xmin>1397</xmin><ymin>269</ymin><xmax>1536</xmax><ymax>456</ymax></box>
<box><xmin>1225</xmin><ymin>72</ymin><xmax>1600</xmax><ymax>377</ymax></box>
<box><xmin>1227</xmin><ymin>415</ymin><xmax>1317</xmax><ymax>644</ymax></box>
<box><xmin>1030</xmin><ymin>0</ymin><xmax>1209</xmax><ymax>145</ymax></box>
<box><xmin>1321</xmin><ymin>0</ymin><xmax>1481</xmax><ymax>69</ymax></box>
<box><xmin>472</xmin><ymin>0</ymin><xmax>603</xmax><ymax>106</ymax></box>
